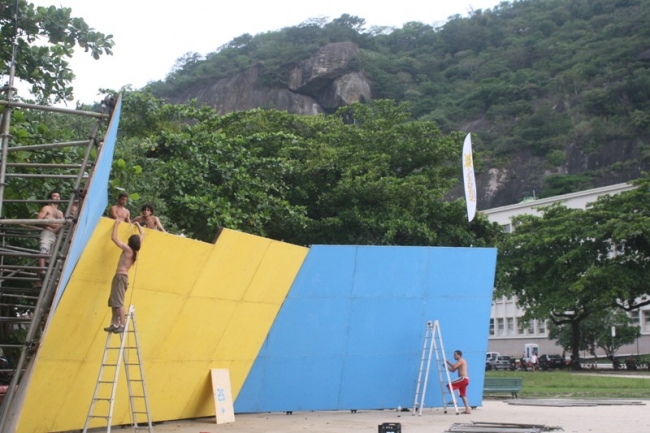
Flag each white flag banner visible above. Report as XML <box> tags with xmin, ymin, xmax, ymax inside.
<box><xmin>462</xmin><ymin>133</ymin><xmax>477</xmax><ymax>222</ymax></box>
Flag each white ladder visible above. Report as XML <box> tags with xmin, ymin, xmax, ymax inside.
<box><xmin>83</xmin><ymin>305</ymin><xmax>153</xmax><ymax>432</ymax></box>
<box><xmin>412</xmin><ymin>320</ymin><xmax>459</xmax><ymax>415</ymax></box>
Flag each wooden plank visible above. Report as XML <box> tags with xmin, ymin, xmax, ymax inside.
<box><xmin>210</xmin><ymin>369</ymin><xmax>235</xmax><ymax>424</ymax></box>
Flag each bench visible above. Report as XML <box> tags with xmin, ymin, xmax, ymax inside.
<box><xmin>483</xmin><ymin>377</ymin><xmax>523</xmax><ymax>398</ymax></box>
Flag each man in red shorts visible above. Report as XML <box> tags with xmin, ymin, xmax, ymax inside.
<box><xmin>446</xmin><ymin>349</ymin><xmax>471</xmax><ymax>414</ymax></box>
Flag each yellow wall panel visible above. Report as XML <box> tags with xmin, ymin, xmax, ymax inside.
<box><xmin>155</xmin><ymin>298</ymin><xmax>239</xmax><ymax>361</ymax></box>
<box><xmin>215</xmin><ymin>302</ymin><xmax>282</xmax><ymax>361</ymax></box>
<box><xmin>244</xmin><ymin>240</ymin><xmax>311</xmax><ymax>304</ymax></box>
<box><xmin>192</xmin><ymin>230</ymin><xmax>273</xmax><ymax>300</ymax></box>
<box><xmin>16</xmin><ymin>219</ymin><xmax>308</xmax><ymax>433</ymax></box>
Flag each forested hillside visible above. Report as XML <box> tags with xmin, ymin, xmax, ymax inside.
<box><xmin>148</xmin><ymin>0</ymin><xmax>650</xmax><ymax>207</ymax></box>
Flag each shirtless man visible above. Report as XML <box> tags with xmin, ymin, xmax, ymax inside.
<box><xmin>133</xmin><ymin>204</ymin><xmax>166</xmax><ymax>232</ymax></box>
<box><xmin>109</xmin><ymin>192</ymin><xmax>131</xmax><ymax>222</ymax></box>
<box><xmin>104</xmin><ymin>219</ymin><xmax>144</xmax><ymax>333</ymax></box>
<box><xmin>36</xmin><ymin>191</ymin><xmax>64</xmax><ymax>281</ymax></box>
<box><xmin>446</xmin><ymin>349</ymin><xmax>471</xmax><ymax>414</ymax></box>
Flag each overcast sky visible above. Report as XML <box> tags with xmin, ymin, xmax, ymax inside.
<box><xmin>26</xmin><ymin>0</ymin><xmax>505</xmax><ymax>104</ymax></box>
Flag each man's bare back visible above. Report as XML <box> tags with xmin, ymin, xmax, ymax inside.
<box><xmin>115</xmin><ymin>248</ymin><xmax>135</xmax><ymax>275</ymax></box>
<box><xmin>112</xmin><ymin>220</ymin><xmax>143</xmax><ymax>274</ymax></box>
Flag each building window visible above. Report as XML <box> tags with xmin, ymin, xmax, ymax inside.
<box><xmin>630</xmin><ymin>310</ymin><xmax>640</xmax><ymax>325</ymax></box>
<box><xmin>497</xmin><ymin>318</ymin><xmax>505</xmax><ymax>336</ymax></box>
<box><xmin>507</xmin><ymin>318</ymin><xmax>515</xmax><ymax>336</ymax></box>
<box><xmin>528</xmin><ymin>320</ymin><xmax>535</xmax><ymax>334</ymax></box>
<box><xmin>644</xmin><ymin>311</ymin><xmax>650</xmax><ymax>332</ymax></box>
<box><xmin>517</xmin><ymin>318</ymin><xmax>525</xmax><ymax>335</ymax></box>
<box><xmin>538</xmin><ymin>320</ymin><xmax>546</xmax><ymax>334</ymax></box>
<box><xmin>501</xmin><ymin>224</ymin><xmax>512</xmax><ymax>233</ymax></box>
<box><xmin>489</xmin><ymin>319</ymin><xmax>494</xmax><ymax>336</ymax></box>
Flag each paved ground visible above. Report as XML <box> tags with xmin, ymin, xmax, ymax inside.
<box><xmin>136</xmin><ymin>398</ymin><xmax>649</xmax><ymax>433</ymax></box>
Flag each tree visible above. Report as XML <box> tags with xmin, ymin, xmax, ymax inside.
<box><xmin>497</xmin><ymin>174</ymin><xmax>650</xmax><ymax>367</ymax></box>
<box><xmin>584</xmin><ymin>175</ymin><xmax>650</xmax><ymax>314</ymax></box>
<box><xmin>548</xmin><ymin>309</ymin><xmax>640</xmax><ymax>359</ymax></box>
<box><xmin>113</xmin><ymin>92</ymin><xmax>502</xmax><ymax>247</ymax></box>
<box><xmin>1</xmin><ymin>0</ymin><xmax>114</xmax><ymax>102</ymax></box>
<box><xmin>496</xmin><ymin>204</ymin><xmax>613</xmax><ymax>367</ymax></box>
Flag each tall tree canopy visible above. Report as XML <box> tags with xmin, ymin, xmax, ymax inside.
<box><xmin>585</xmin><ymin>177</ymin><xmax>650</xmax><ymax>313</ymax></box>
<box><xmin>113</xmin><ymin>92</ymin><xmax>502</xmax><ymax>247</ymax></box>
<box><xmin>1</xmin><ymin>0</ymin><xmax>114</xmax><ymax>101</ymax></box>
<box><xmin>496</xmin><ymin>174</ymin><xmax>650</xmax><ymax>365</ymax></box>
<box><xmin>496</xmin><ymin>204</ymin><xmax>608</xmax><ymax>365</ymax></box>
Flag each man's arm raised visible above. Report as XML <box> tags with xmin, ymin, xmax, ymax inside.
<box><xmin>111</xmin><ymin>219</ymin><xmax>130</xmax><ymax>252</ymax></box>
<box><xmin>134</xmin><ymin>221</ymin><xmax>145</xmax><ymax>241</ymax></box>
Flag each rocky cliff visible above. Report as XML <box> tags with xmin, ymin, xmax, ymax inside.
<box><xmin>168</xmin><ymin>41</ymin><xmax>649</xmax><ymax>210</ymax></box>
<box><xmin>171</xmin><ymin>42</ymin><xmax>371</xmax><ymax>115</ymax></box>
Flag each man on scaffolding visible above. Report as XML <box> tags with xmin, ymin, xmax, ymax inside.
<box><xmin>35</xmin><ymin>191</ymin><xmax>63</xmax><ymax>286</ymax></box>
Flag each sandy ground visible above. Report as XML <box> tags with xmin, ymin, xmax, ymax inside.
<box><xmin>128</xmin><ymin>398</ymin><xmax>650</xmax><ymax>433</ymax></box>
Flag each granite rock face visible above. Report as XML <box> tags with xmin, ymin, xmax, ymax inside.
<box><xmin>171</xmin><ymin>42</ymin><xmax>371</xmax><ymax>115</ymax></box>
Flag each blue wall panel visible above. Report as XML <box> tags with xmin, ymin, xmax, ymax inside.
<box><xmin>236</xmin><ymin>245</ymin><xmax>497</xmax><ymax>413</ymax></box>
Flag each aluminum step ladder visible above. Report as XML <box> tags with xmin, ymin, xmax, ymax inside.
<box><xmin>83</xmin><ymin>305</ymin><xmax>153</xmax><ymax>432</ymax></box>
<box><xmin>412</xmin><ymin>320</ymin><xmax>459</xmax><ymax>415</ymax></box>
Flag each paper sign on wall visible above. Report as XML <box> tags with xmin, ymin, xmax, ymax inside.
<box><xmin>210</xmin><ymin>369</ymin><xmax>235</xmax><ymax>424</ymax></box>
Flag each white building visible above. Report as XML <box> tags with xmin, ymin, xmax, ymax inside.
<box><xmin>482</xmin><ymin>183</ymin><xmax>650</xmax><ymax>358</ymax></box>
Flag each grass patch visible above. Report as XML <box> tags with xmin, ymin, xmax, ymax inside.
<box><xmin>485</xmin><ymin>370</ymin><xmax>650</xmax><ymax>399</ymax></box>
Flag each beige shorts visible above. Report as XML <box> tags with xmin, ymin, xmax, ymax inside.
<box><xmin>108</xmin><ymin>273</ymin><xmax>129</xmax><ymax>308</ymax></box>
<box><xmin>39</xmin><ymin>229</ymin><xmax>56</xmax><ymax>254</ymax></box>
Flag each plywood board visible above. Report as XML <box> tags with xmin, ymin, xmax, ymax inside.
<box><xmin>211</xmin><ymin>369</ymin><xmax>235</xmax><ymax>424</ymax></box>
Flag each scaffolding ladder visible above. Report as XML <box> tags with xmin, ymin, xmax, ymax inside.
<box><xmin>412</xmin><ymin>320</ymin><xmax>459</xmax><ymax>415</ymax></box>
<box><xmin>83</xmin><ymin>305</ymin><xmax>153</xmax><ymax>433</ymax></box>
<box><xmin>0</xmin><ymin>94</ymin><xmax>114</xmax><ymax>430</ymax></box>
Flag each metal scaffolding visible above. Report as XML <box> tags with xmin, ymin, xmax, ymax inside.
<box><xmin>0</xmin><ymin>37</ymin><xmax>115</xmax><ymax>429</ymax></box>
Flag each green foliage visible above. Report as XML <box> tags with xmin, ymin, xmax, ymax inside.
<box><xmin>112</xmin><ymin>92</ymin><xmax>502</xmax><ymax>246</ymax></box>
<box><xmin>497</xmin><ymin>173</ymin><xmax>650</xmax><ymax>362</ymax></box>
<box><xmin>2</xmin><ymin>107</ymin><xmax>96</xmax><ymax>218</ymax></box>
<box><xmin>583</xmin><ymin>176</ymin><xmax>650</xmax><ymax>312</ymax></box>
<box><xmin>540</xmin><ymin>173</ymin><xmax>593</xmax><ymax>197</ymax></box>
<box><xmin>548</xmin><ymin>310</ymin><xmax>640</xmax><ymax>358</ymax></box>
<box><xmin>145</xmin><ymin>0</ymin><xmax>650</xmax><ymax>195</ymax></box>
<box><xmin>496</xmin><ymin>204</ymin><xmax>618</xmax><ymax>362</ymax></box>
<box><xmin>1</xmin><ymin>0</ymin><xmax>114</xmax><ymax>102</ymax></box>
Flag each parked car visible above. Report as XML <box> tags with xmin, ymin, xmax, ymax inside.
<box><xmin>493</xmin><ymin>355</ymin><xmax>512</xmax><ymax>370</ymax></box>
<box><xmin>486</xmin><ymin>352</ymin><xmax>500</xmax><ymax>371</ymax></box>
<box><xmin>539</xmin><ymin>354</ymin><xmax>564</xmax><ymax>370</ymax></box>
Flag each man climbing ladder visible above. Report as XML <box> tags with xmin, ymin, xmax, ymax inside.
<box><xmin>446</xmin><ymin>350</ymin><xmax>471</xmax><ymax>414</ymax></box>
<box><xmin>412</xmin><ymin>320</ymin><xmax>459</xmax><ymax>415</ymax></box>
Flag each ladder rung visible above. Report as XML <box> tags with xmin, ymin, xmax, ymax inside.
<box><xmin>84</xmin><ymin>307</ymin><xmax>152</xmax><ymax>430</ymax></box>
